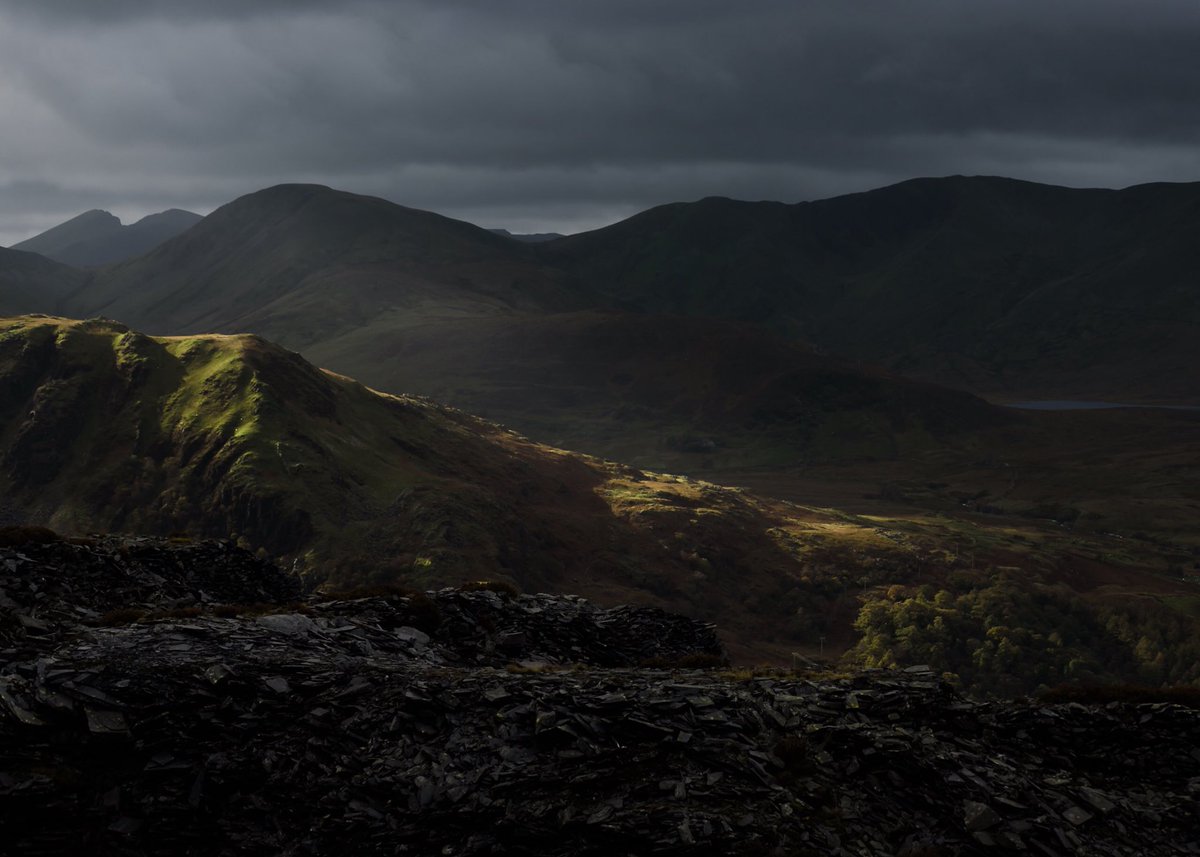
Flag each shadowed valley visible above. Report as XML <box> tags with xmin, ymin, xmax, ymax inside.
<box><xmin>2</xmin><ymin>315</ymin><xmax>1198</xmax><ymax>693</ymax></box>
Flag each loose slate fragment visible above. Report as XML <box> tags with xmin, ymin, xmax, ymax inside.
<box><xmin>84</xmin><ymin>708</ymin><xmax>129</xmax><ymax>734</ymax></box>
<box><xmin>263</xmin><ymin>676</ymin><xmax>291</xmax><ymax>695</ymax></box>
<box><xmin>395</xmin><ymin>626</ymin><xmax>431</xmax><ymax>646</ymax></box>
<box><xmin>1062</xmin><ymin>805</ymin><xmax>1093</xmax><ymax>826</ymax></box>
<box><xmin>204</xmin><ymin>663</ymin><xmax>234</xmax><ymax>685</ymax></box>
<box><xmin>0</xmin><ymin>679</ymin><xmax>45</xmax><ymax>726</ymax></box>
<box><xmin>1078</xmin><ymin>787</ymin><xmax>1116</xmax><ymax>814</ymax></box>
<box><xmin>963</xmin><ymin>800</ymin><xmax>1002</xmax><ymax>831</ymax></box>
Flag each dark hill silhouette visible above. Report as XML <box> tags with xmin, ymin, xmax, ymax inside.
<box><xmin>68</xmin><ymin>184</ymin><xmax>583</xmax><ymax>348</ymax></box>
<box><xmin>541</xmin><ymin>176</ymin><xmax>1200</xmax><ymax>399</ymax></box>
<box><xmin>490</xmin><ymin>228</ymin><xmax>565</xmax><ymax>242</ymax></box>
<box><xmin>14</xmin><ymin>207</ymin><xmax>202</xmax><ymax>267</ymax></box>
<box><xmin>0</xmin><ymin>247</ymin><xmax>85</xmax><ymax>316</ymax></box>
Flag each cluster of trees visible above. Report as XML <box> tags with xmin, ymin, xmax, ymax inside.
<box><xmin>845</xmin><ymin>572</ymin><xmax>1200</xmax><ymax>696</ymax></box>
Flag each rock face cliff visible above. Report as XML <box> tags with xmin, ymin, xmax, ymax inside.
<box><xmin>1</xmin><ymin>536</ymin><xmax>1198</xmax><ymax>856</ymax></box>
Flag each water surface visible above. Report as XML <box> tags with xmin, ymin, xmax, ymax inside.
<box><xmin>1007</xmin><ymin>400</ymin><xmax>1200</xmax><ymax>411</ymax></box>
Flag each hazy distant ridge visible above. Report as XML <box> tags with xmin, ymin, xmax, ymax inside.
<box><xmin>13</xmin><ymin>207</ymin><xmax>203</xmax><ymax>267</ymax></box>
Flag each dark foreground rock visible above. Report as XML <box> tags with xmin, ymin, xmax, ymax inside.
<box><xmin>1</xmin><ymin>538</ymin><xmax>1199</xmax><ymax>856</ymax></box>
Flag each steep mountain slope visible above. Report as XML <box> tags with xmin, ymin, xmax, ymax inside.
<box><xmin>0</xmin><ymin>248</ymin><xmax>86</xmax><ymax>316</ymax></box>
<box><xmin>13</xmin><ymin>208</ymin><xmax>202</xmax><ymax>267</ymax></box>
<box><xmin>67</xmin><ymin>184</ymin><xmax>581</xmax><ymax>348</ymax></box>
<box><xmin>541</xmin><ymin>176</ymin><xmax>1200</xmax><ymax>399</ymax></box>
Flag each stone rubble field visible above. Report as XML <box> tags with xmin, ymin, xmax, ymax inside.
<box><xmin>1</xmin><ymin>536</ymin><xmax>1199</xmax><ymax>855</ymax></box>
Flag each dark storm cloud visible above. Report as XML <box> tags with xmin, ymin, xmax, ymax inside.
<box><xmin>1</xmin><ymin>0</ymin><xmax>1199</xmax><ymax>244</ymax></box>
<box><xmin>0</xmin><ymin>0</ymin><xmax>342</xmax><ymax>24</ymax></box>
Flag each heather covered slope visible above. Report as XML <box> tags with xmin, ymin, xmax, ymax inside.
<box><xmin>67</xmin><ymin>184</ymin><xmax>581</xmax><ymax>348</ymax></box>
<box><xmin>12</xmin><ymin>208</ymin><xmax>202</xmax><ymax>267</ymax></box>
<box><xmin>541</xmin><ymin>176</ymin><xmax>1200</xmax><ymax>399</ymax></box>
<box><xmin>0</xmin><ymin>314</ymin><xmax>901</xmax><ymax>655</ymax></box>
<box><xmin>0</xmin><ymin>315</ymin><xmax>637</xmax><ymax>585</ymax></box>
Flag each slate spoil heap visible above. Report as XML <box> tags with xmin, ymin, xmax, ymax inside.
<box><xmin>1</xmin><ymin>537</ymin><xmax>1198</xmax><ymax>856</ymax></box>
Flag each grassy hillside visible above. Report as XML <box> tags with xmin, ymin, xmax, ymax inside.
<box><xmin>3</xmin><ymin>315</ymin><xmax>1199</xmax><ymax>693</ymax></box>
<box><xmin>541</xmin><ymin>176</ymin><xmax>1200</xmax><ymax>400</ymax></box>
<box><xmin>0</xmin><ymin>314</ymin><xmax>910</xmax><ymax>657</ymax></box>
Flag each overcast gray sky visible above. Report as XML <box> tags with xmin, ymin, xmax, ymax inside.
<box><xmin>2</xmin><ymin>0</ymin><xmax>1199</xmax><ymax>245</ymax></box>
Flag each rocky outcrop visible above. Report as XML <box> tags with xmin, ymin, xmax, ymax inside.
<box><xmin>1</xmin><ymin>537</ymin><xmax>1198</xmax><ymax>855</ymax></box>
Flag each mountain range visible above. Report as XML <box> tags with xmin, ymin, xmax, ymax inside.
<box><xmin>11</xmin><ymin>207</ymin><xmax>202</xmax><ymax>267</ymax></box>
<box><xmin>4</xmin><ymin>178</ymin><xmax>1194</xmax><ymax>448</ymax></box>
<box><xmin>7</xmin><ymin>175</ymin><xmax>1193</xmax><ymax>476</ymax></box>
<box><xmin>489</xmin><ymin>227</ymin><xmax>565</xmax><ymax>242</ymax></box>
<box><xmin>3</xmin><ymin>184</ymin><xmax>1000</xmax><ymax>466</ymax></box>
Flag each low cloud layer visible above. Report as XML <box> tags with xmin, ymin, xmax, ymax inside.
<box><xmin>2</xmin><ymin>0</ymin><xmax>1199</xmax><ymax>244</ymax></box>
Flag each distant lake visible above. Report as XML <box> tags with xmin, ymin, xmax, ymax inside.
<box><xmin>1006</xmin><ymin>400</ymin><xmax>1200</xmax><ymax>412</ymax></box>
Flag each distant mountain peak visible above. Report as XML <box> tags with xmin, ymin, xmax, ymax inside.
<box><xmin>130</xmin><ymin>208</ymin><xmax>203</xmax><ymax>228</ymax></box>
<box><xmin>13</xmin><ymin>206</ymin><xmax>203</xmax><ymax>268</ymax></box>
<box><xmin>489</xmin><ymin>228</ymin><xmax>565</xmax><ymax>243</ymax></box>
<box><xmin>71</xmin><ymin>208</ymin><xmax>122</xmax><ymax>225</ymax></box>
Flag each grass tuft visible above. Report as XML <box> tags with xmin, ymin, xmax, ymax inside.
<box><xmin>638</xmin><ymin>652</ymin><xmax>728</xmax><ymax>670</ymax></box>
<box><xmin>458</xmin><ymin>579</ymin><xmax>520</xmax><ymax>597</ymax></box>
<box><xmin>1038</xmin><ymin>683</ymin><xmax>1200</xmax><ymax>707</ymax></box>
<box><xmin>95</xmin><ymin>607</ymin><xmax>148</xmax><ymax>625</ymax></box>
